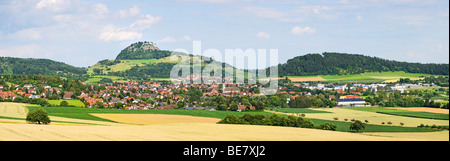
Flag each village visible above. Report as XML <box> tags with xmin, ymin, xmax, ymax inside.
<box><xmin>1</xmin><ymin>77</ymin><xmax>447</xmax><ymax>110</ymax></box>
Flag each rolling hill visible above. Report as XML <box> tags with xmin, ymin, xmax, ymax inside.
<box><xmin>0</xmin><ymin>57</ymin><xmax>87</xmax><ymax>76</ymax></box>
<box><xmin>1</xmin><ymin>41</ymin><xmax>448</xmax><ymax>83</ymax></box>
<box><xmin>277</xmin><ymin>52</ymin><xmax>449</xmax><ymax>77</ymax></box>
<box><xmin>87</xmin><ymin>41</ymin><xmax>237</xmax><ymax>82</ymax></box>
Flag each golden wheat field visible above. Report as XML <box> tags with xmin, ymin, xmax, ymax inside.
<box><xmin>278</xmin><ymin>108</ymin><xmax>449</xmax><ymax>128</ymax></box>
<box><xmin>391</xmin><ymin>107</ymin><xmax>449</xmax><ymax>114</ymax></box>
<box><xmin>0</xmin><ymin>103</ymin><xmax>448</xmax><ymax>141</ymax></box>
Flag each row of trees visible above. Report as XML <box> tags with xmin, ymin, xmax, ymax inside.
<box><xmin>363</xmin><ymin>91</ymin><xmax>449</xmax><ymax>109</ymax></box>
<box><xmin>218</xmin><ymin>114</ymin><xmax>337</xmax><ymax>131</ymax></box>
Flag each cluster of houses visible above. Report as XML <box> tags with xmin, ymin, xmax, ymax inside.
<box><xmin>293</xmin><ymin>82</ymin><xmax>437</xmax><ymax>93</ymax></box>
<box><xmin>0</xmin><ymin>80</ymin><xmax>442</xmax><ymax>109</ymax></box>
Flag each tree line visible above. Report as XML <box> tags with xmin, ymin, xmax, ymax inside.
<box><xmin>277</xmin><ymin>52</ymin><xmax>449</xmax><ymax>76</ymax></box>
<box><xmin>0</xmin><ymin>57</ymin><xmax>86</xmax><ymax>76</ymax></box>
<box><xmin>218</xmin><ymin>113</ymin><xmax>337</xmax><ymax>131</ymax></box>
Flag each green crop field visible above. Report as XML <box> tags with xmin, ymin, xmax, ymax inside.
<box><xmin>376</xmin><ymin>111</ymin><xmax>449</xmax><ymax>120</ymax></box>
<box><xmin>85</xmin><ymin>75</ymin><xmax>129</xmax><ymax>83</ymax></box>
<box><xmin>48</xmin><ymin>100</ymin><xmax>86</xmax><ymax>107</ymax></box>
<box><xmin>26</xmin><ymin>106</ymin><xmax>271</xmax><ymax>121</ymax></box>
<box><xmin>320</xmin><ymin>74</ymin><xmax>384</xmax><ymax>83</ymax></box>
<box><xmin>282</xmin><ymin>71</ymin><xmax>447</xmax><ymax>83</ymax></box>
<box><xmin>362</xmin><ymin>71</ymin><xmax>434</xmax><ymax>77</ymax></box>
<box><xmin>267</xmin><ymin>108</ymin><xmax>332</xmax><ymax>114</ymax></box>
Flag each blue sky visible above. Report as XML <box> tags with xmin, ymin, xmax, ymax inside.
<box><xmin>0</xmin><ymin>0</ymin><xmax>448</xmax><ymax>68</ymax></box>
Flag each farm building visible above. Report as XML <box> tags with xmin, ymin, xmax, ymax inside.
<box><xmin>336</xmin><ymin>95</ymin><xmax>367</xmax><ymax>107</ymax></box>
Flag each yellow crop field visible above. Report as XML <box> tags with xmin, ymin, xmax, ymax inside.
<box><xmin>0</xmin><ymin>103</ymin><xmax>448</xmax><ymax>141</ymax></box>
<box><xmin>391</xmin><ymin>107</ymin><xmax>449</xmax><ymax>114</ymax></box>
<box><xmin>91</xmin><ymin>114</ymin><xmax>221</xmax><ymax>125</ymax></box>
<box><xmin>3</xmin><ymin>122</ymin><xmax>447</xmax><ymax>141</ymax></box>
<box><xmin>280</xmin><ymin>108</ymin><xmax>449</xmax><ymax>127</ymax></box>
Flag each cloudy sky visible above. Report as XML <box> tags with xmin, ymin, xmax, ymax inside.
<box><xmin>0</xmin><ymin>0</ymin><xmax>448</xmax><ymax>68</ymax></box>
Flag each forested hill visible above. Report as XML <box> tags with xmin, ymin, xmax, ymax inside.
<box><xmin>115</xmin><ymin>41</ymin><xmax>172</xmax><ymax>60</ymax></box>
<box><xmin>0</xmin><ymin>57</ymin><xmax>87</xmax><ymax>76</ymax></box>
<box><xmin>277</xmin><ymin>52</ymin><xmax>449</xmax><ymax>77</ymax></box>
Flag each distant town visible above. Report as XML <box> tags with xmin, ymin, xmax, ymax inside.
<box><xmin>1</xmin><ymin>75</ymin><xmax>448</xmax><ymax>111</ymax></box>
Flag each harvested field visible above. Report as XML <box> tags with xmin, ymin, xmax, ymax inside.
<box><xmin>288</xmin><ymin>108</ymin><xmax>449</xmax><ymax>127</ymax></box>
<box><xmin>363</xmin><ymin>131</ymin><xmax>449</xmax><ymax>141</ymax></box>
<box><xmin>286</xmin><ymin>76</ymin><xmax>326</xmax><ymax>82</ymax></box>
<box><xmin>91</xmin><ymin>114</ymin><xmax>221</xmax><ymax>125</ymax></box>
<box><xmin>0</xmin><ymin>103</ymin><xmax>29</xmax><ymax>118</ymax></box>
<box><xmin>0</xmin><ymin>122</ymin><xmax>442</xmax><ymax>141</ymax></box>
<box><xmin>391</xmin><ymin>107</ymin><xmax>449</xmax><ymax>114</ymax></box>
<box><xmin>1</xmin><ymin>103</ymin><xmax>448</xmax><ymax>141</ymax></box>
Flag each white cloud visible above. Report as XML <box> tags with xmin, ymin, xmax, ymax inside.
<box><xmin>35</xmin><ymin>0</ymin><xmax>72</xmax><ymax>12</ymax></box>
<box><xmin>256</xmin><ymin>32</ymin><xmax>271</xmax><ymax>39</ymax></box>
<box><xmin>99</xmin><ymin>25</ymin><xmax>142</xmax><ymax>42</ymax></box>
<box><xmin>129</xmin><ymin>14</ymin><xmax>162</xmax><ymax>31</ymax></box>
<box><xmin>177</xmin><ymin>0</ymin><xmax>235</xmax><ymax>3</ymax></box>
<box><xmin>243</xmin><ymin>6</ymin><xmax>303</xmax><ymax>22</ymax></box>
<box><xmin>0</xmin><ymin>44</ymin><xmax>42</xmax><ymax>58</ymax></box>
<box><xmin>92</xmin><ymin>4</ymin><xmax>110</xmax><ymax>19</ymax></box>
<box><xmin>291</xmin><ymin>26</ymin><xmax>316</xmax><ymax>35</ymax></box>
<box><xmin>158</xmin><ymin>35</ymin><xmax>192</xmax><ymax>43</ymax></box>
<box><xmin>13</xmin><ymin>28</ymin><xmax>42</xmax><ymax>41</ymax></box>
<box><xmin>119</xmin><ymin>5</ymin><xmax>141</xmax><ymax>18</ymax></box>
<box><xmin>99</xmin><ymin>31</ymin><xmax>142</xmax><ymax>42</ymax></box>
<box><xmin>357</xmin><ymin>15</ymin><xmax>363</xmax><ymax>20</ymax></box>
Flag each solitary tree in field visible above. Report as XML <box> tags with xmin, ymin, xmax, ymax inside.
<box><xmin>350</xmin><ymin>120</ymin><xmax>365</xmax><ymax>133</ymax></box>
<box><xmin>400</xmin><ymin>122</ymin><xmax>405</xmax><ymax>127</ymax></box>
<box><xmin>26</xmin><ymin>108</ymin><xmax>51</xmax><ymax>125</ymax></box>
<box><xmin>60</xmin><ymin>101</ymin><xmax>69</xmax><ymax>107</ymax></box>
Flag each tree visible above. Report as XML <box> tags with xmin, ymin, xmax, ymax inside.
<box><xmin>115</xmin><ymin>102</ymin><xmax>123</xmax><ymax>109</ymax></box>
<box><xmin>230</xmin><ymin>103</ymin><xmax>239</xmax><ymax>111</ymax></box>
<box><xmin>26</xmin><ymin>108</ymin><xmax>51</xmax><ymax>125</ymax></box>
<box><xmin>40</xmin><ymin>99</ymin><xmax>49</xmax><ymax>107</ymax></box>
<box><xmin>60</xmin><ymin>100</ymin><xmax>69</xmax><ymax>107</ymax></box>
<box><xmin>256</xmin><ymin>101</ymin><xmax>265</xmax><ymax>110</ymax></box>
<box><xmin>96</xmin><ymin>102</ymin><xmax>104</xmax><ymax>109</ymax></box>
<box><xmin>217</xmin><ymin>104</ymin><xmax>228</xmax><ymax>111</ymax></box>
<box><xmin>177</xmin><ymin>101</ymin><xmax>185</xmax><ymax>109</ymax></box>
<box><xmin>350</xmin><ymin>120</ymin><xmax>365</xmax><ymax>132</ymax></box>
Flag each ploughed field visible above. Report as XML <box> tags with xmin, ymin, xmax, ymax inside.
<box><xmin>0</xmin><ymin>103</ymin><xmax>448</xmax><ymax>141</ymax></box>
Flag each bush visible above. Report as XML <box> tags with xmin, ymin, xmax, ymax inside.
<box><xmin>300</xmin><ymin>120</ymin><xmax>315</xmax><ymax>128</ymax></box>
<box><xmin>318</xmin><ymin>123</ymin><xmax>337</xmax><ymax>131</ymax></box>
<box><xmin>218</xmin><ymin>115</ymin><xmax>245</xmax><ymax>124</ymax></box>
<box><xmin>26</xmin><ymin>108</ymin><xmax>51</xmax><ymax>125</ymax></box>
<box><xmin>350</xmin><ymin>120</ymin><xmax>365</xmax><ymax>132</ymax></box>
<box><xmin>60</xmin><ymin>101</ymin><xmax>69</xmax><ymax>107</ymax></box>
